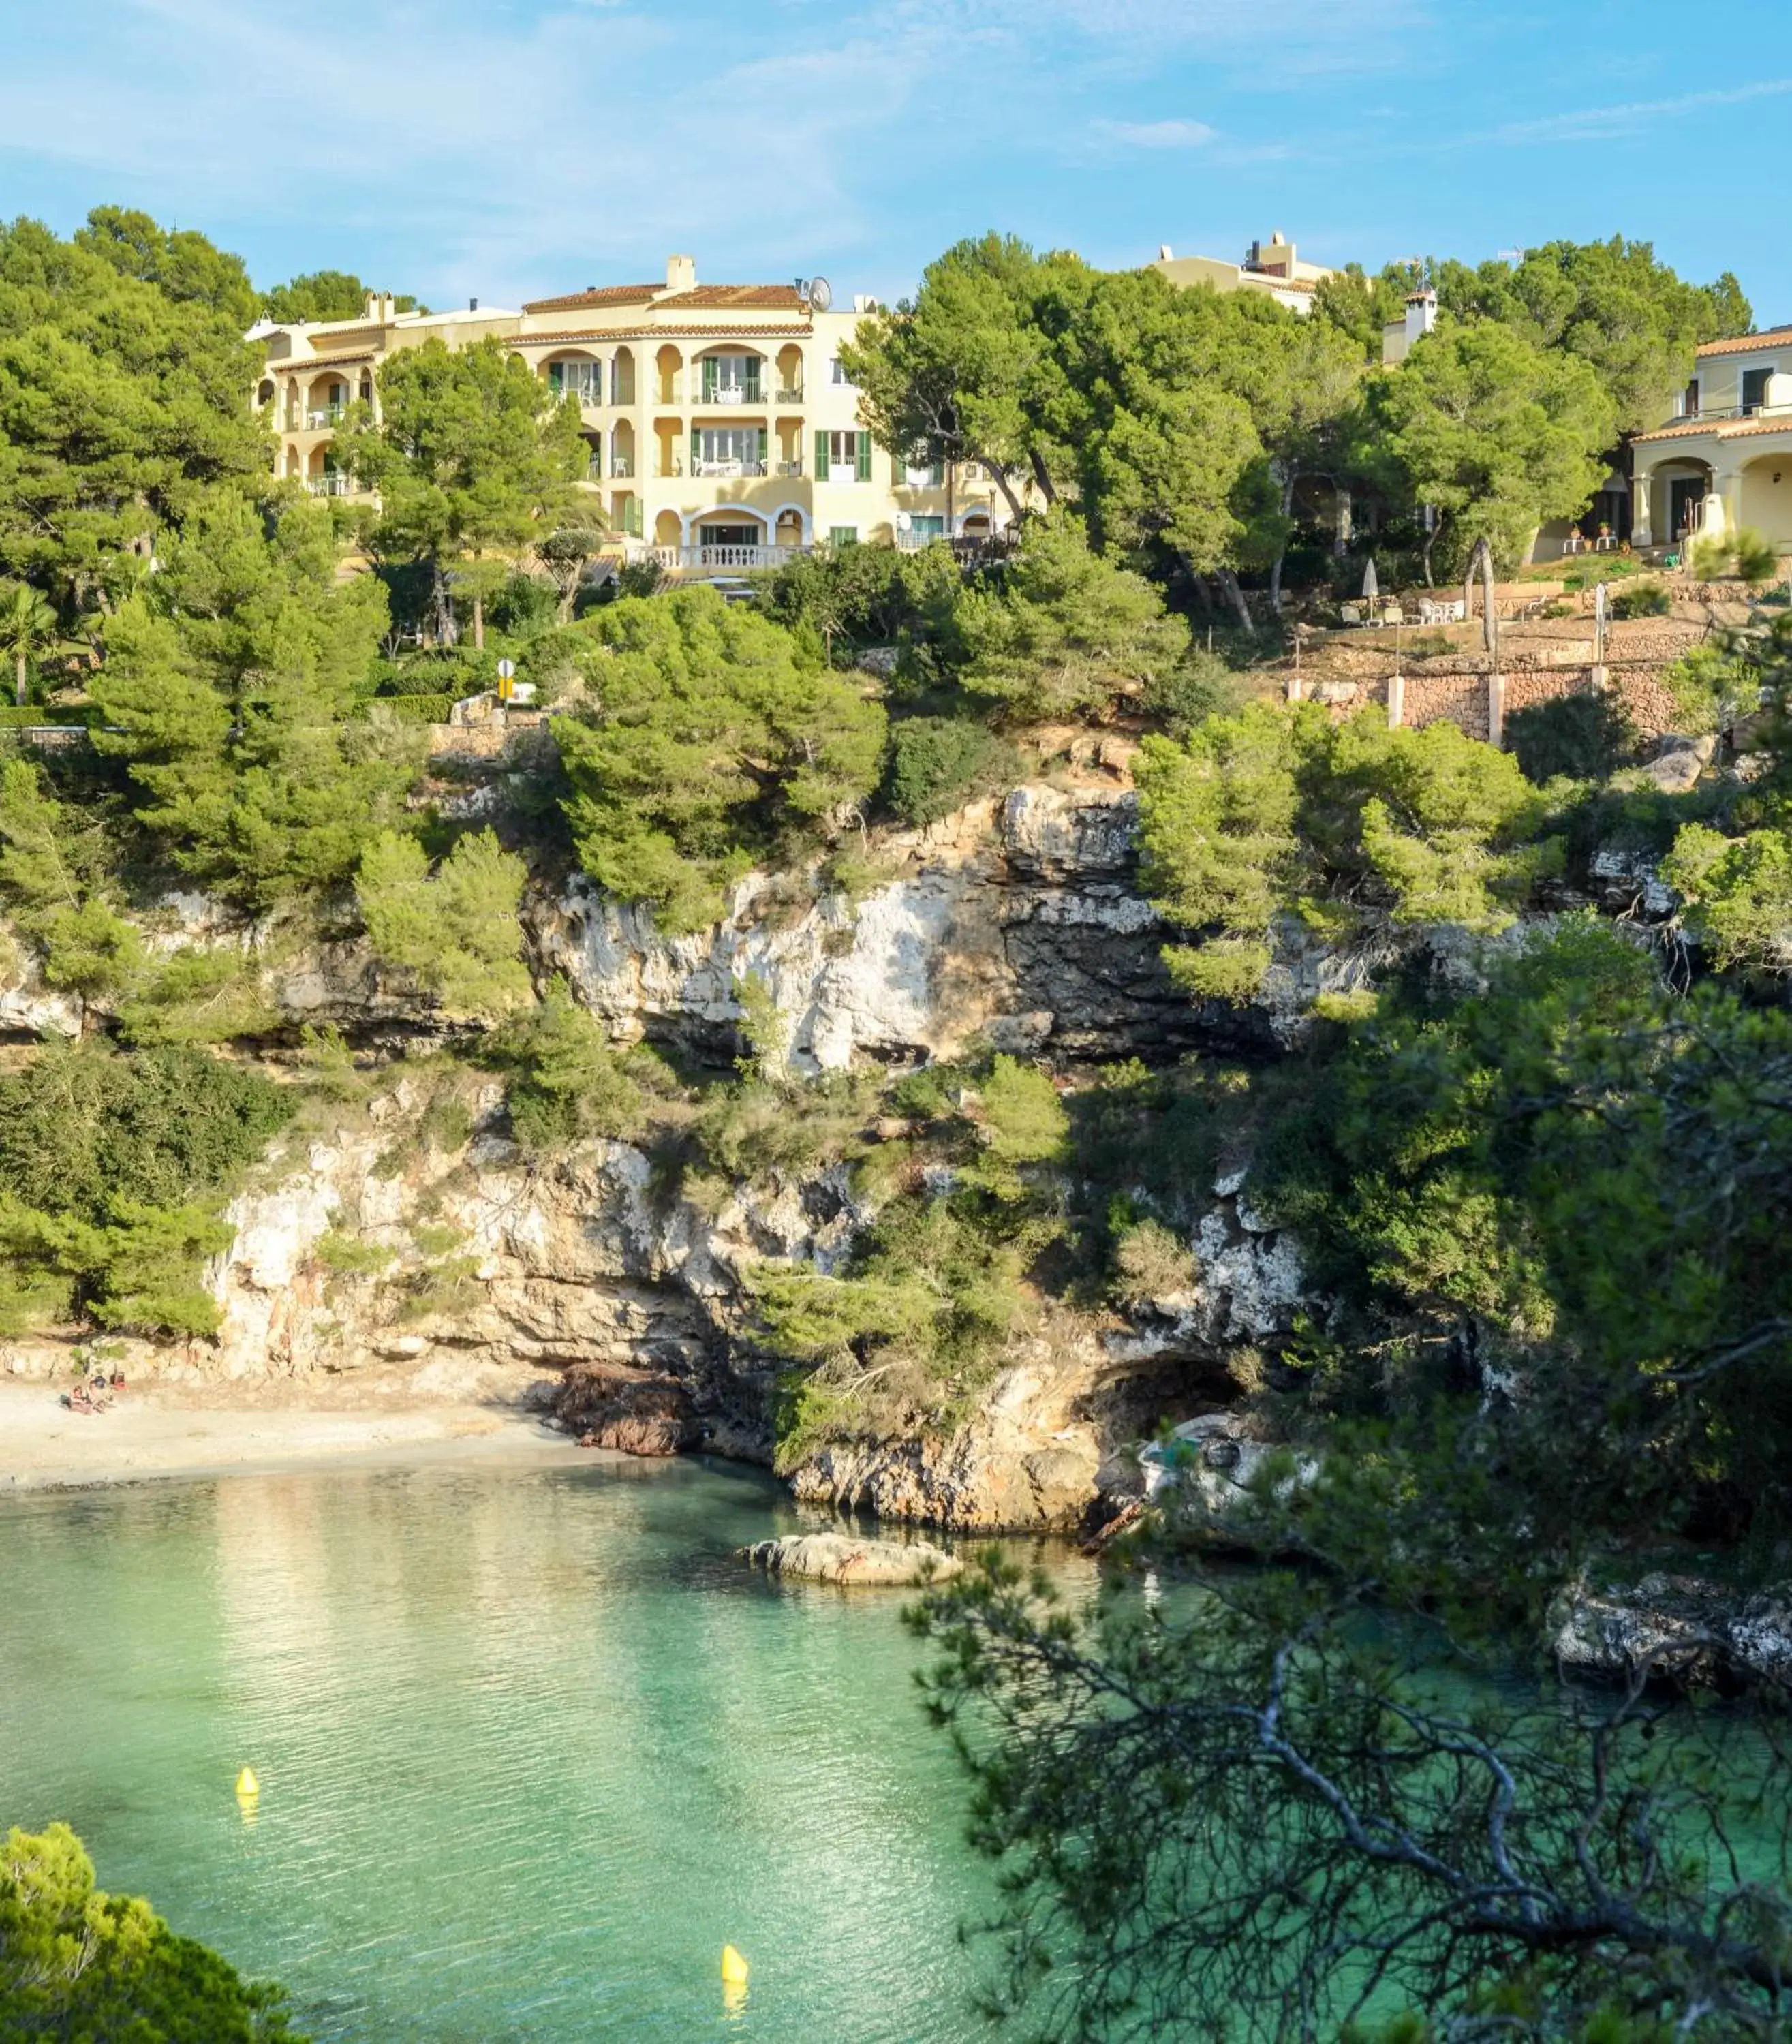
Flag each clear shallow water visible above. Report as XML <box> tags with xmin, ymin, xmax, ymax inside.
<box><xmin>0</xmin><ymin>1457</ymin><xmax>1006</xmax><ymax>2042</ymax></box>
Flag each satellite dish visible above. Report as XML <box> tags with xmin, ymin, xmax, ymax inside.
<box><xmin>896</xmin><ymin>511</ymin><xmax>912</xmax><ymax>532</ymax></box>
<box><xmin>807</xmin><ymin>277</ymin><xmax>833</xmax><ymax>312</ymax></box>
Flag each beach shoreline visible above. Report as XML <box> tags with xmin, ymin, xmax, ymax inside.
<box><xmin>0</xmin><ymin>1365</ymin><xmax>587</xmax><ymax>1493</ymax></box>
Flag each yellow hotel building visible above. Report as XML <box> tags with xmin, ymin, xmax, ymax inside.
<box><xmin>255</xmin><ymin>256</ymin><xmax>1010</xmax><ymax>570</ymax></box>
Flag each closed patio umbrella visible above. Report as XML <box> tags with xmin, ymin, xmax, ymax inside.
<box><xmin>1361</xmin><ymin>557</ymin><xmax>1380</xmax><ymax>604</ymax></box>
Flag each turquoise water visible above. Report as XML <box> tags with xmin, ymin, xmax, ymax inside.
<box><xmin>0</xmin><ymin>1457</ymin><xmax>1010</xmax><ymax>2042</ymax></box>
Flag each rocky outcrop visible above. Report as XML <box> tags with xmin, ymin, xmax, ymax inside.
<box><xmin>0</xmin><ymin>922</ymin><xmax>80</xmax><ymax>1039</ymax></box>
<box><xmin>739</xmin><ymin>1532</ymin><xmax>962</xmax><ymax>1586</ymax></box>
<box><xmin>1550</xmin><ymin>1571</ymin><xmax>1792</xmax><ymax>1687</ymax></box>
<box><xmin>556</xmin><ymin>1363</ymin><xmax>698</xmax><ymax>1457</ymax></box>
<box><xmin>533</xmin><ymin>785</ymin><xmax>1267</xmax><ymax>1070</ymax></box>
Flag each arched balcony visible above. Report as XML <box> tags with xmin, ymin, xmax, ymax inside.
<box><xmin>774</xmin><ymin>344</ymin><xmax>805</xmax><ymax>406</ymax></box>
<box><xmin>305</xmin><ymin>373</ymin><xmax>350</xmax><ymax>431</ymax></box>
<box><xmin>693</xmin><ymin>346</ymin><xmax>767</xmax><ymax>407</ymax></box>
<box><xmin>651</xmin><ymin>345</ymin><xmax>679</xmax><ymax>407</ymax></box>
<box><xmin>544</xmin><ymin>351</ymin><xmax>604</xmax><ymax>412</ymax></box>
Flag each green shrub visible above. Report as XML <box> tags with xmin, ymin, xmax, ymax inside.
<box><xmin>313</xmin><ymin>1228</ymin><xmax>396</xmax><ymax>1278</ymax></box>
<box><xmin>0</xmin><ymin>1822</ymin><xmax>309</xmax><ymax>2042</ymax></box>
<box><xmin>1504</xmin><ymin>690</ymin><xmax>1637</xmax><ymax>784</ymax></box>
<box><xmin>1135</xmin><ymin>701</ymin><xmax>1562</xmax><ymax>1004</ymax></box>
<box><xmin>883</xmin><ymin>716</ymin><xmax>1020</xmax><ymax>826</ymax></box>
<box><xmin>1109</xmin><ymin>1215</ymin><xmax>1199</xmax><ymax>1308</ymax></box>
<box><xmin>1608</xmin><ymin>581</ymin><xmax>1669</xmax><ymax>619</ymax></box>
<box><xmin>361</xmin><ymin>693</ymin><xmax>454</xmax><ymax>724</ymax></box>
<box><xmin>1661</xmin><ymin>822</ymin><xmax>1792</xmax><ymax>972</ymax></box>
<box><xmin>955</xmin><ymin>510</ymin><xmax>1190</xmax><ymax>722</ymax></box>
<box><xmin>1662</xmin><ymin>641</ymin><xmax>1749</xmax><ymax>736</ymax></box>
<box><xmin>0</xmin><ymin>1042</ymin><xmax>292</xmax><ymax>1334</ymax></box>
<box><xmin>554</xmin><ymin>585</ymin><xmax>886</xmax><ymax>932</ymax></box>
<box><xmin>1140</xmin><ymin>650</ymin><xmax>1248</xmax><ymax>738</ymax></box>
<box><xmin>484</xmin><ymin>981</ymin><xmax>652</xmax><ymax>1154</ymax></box>
<box><xmin>354</xmin><ymin>827</ymin><xmax>531</xmax><ymax>1019</ymax></box>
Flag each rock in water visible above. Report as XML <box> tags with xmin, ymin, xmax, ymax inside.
<box><xmin>738</xmin><ymin>1533</ymin><xmax>963</xmax><ymax>1586</ymax></box>
<box><xmin>556</xmin><ymin>1364</ymin><xmax>697</xmax><ymax>1457</ymax></box>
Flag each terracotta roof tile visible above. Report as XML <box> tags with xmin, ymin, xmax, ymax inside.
<box><xmin>1633</xmin><ymin>418</ymin><xmax>1720</xmax><ymax>442</ymax></box>
<box><xmin>522</xmin><ymin>284</ymin><xmax>662</xmax><ymax>313</ymax></box>
<box><xmin>1635</xmin><ymin>413</ymin><xmax>1792</xmax><ymax>445</ymax></box>
<box><xmin>266</xmin><ymin>349</ymin><xmax>377</xmax><ymax>370</ymax></box>
<box><xmin>1697</xmin><ymin>328</ymin><xmax>1792</xmax><ymax>358</ymax></box>
<box><xmin>512</xmin><ymin>324</ymin><xmax>814</xmax><ymax>346</ymax></box>
<box><xmin>524</xmin><ymin>282</ymin><xmax>809</xmax><ymax>316</ymax></box>
<box><xmin>668</xmin><ymin>284</ymin><xmax>807</xmax><ymax>309</ymax></box>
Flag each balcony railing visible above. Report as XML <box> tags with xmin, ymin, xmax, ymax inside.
<box><xmin>693</xmin><ymin>458</ymin><xmax>769</xmax><ymax>478</ymax></box>
<box><xmin>774</xmin><ymin>386</ymin><xmax>805</xmax><ymax>405</ymax></box>
<box><xmin>644</xmin><ymin>543</ymin><xmax>800</xmax><ymax>572</ymax></box>
<box><xmin>1663</xmin><ymin>399</ymin><xmax>1792</xmax><ymax>428</ymax></box>
<box><xmin>304</xmin><ymin>405</ymin><xmax>346</xmax><ymax>430</ymax></box>
<box><xmin>777</xmin><ymin>459</ymin><xmax>804</xmax><ymax>478</ymax></box>
<box><xmin>695</xmin><ymin>387</ymin><xmax>766</xmax><ymax>408</ymax></box>
<box><xmin>306</xmin><ymin>473</ymin><xmax>354</xmax><ymax>497</ymax></box>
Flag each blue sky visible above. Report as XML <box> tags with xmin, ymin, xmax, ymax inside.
<box><xmin>0</xmin><ymin>0</ymin><xmax>1786</xmax><ymax>322</ymax></box>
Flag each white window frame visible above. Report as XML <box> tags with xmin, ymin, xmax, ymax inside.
<box><xmin>551</xmin><ymin>358</ymin><xmax>603</xmax><ymax>405</ymax></box>
<box><xmin>697</xmin><ymin>427</ymin><xmax>766</xmax><ymax>478</ymax></box>
<box><xmin>827</xmin><ymin>429</ymin><xmax>861</xmax><ymax>478</ymax></box>
<box><xmin>829</xmin><ymin>356</ymin><xmax>852</xmax><ymax>387</ymax></box>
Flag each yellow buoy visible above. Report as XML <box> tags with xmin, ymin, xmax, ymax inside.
<box><xmin>235</xmin><ymin>1767</ymin><xmax>260</xmax><ymax>1799</ymax></box>
<box><xmin>720</xmin><ymin>1945</ymin><xmax>750</xmax><ymax>1987</ymax></box>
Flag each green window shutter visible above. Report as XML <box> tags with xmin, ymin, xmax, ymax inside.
<box><xmin>702</xmin><ymin>358</ymin><xmax>717</xmax><ymax>402</ymax></box>
<box><xmin>756</xmin><ymin>427</ymin><xmax>767</xmax><ymax>473</ymax></box>
<box><xmin>814</xmin><ymin>430</ymin><xmax>829</xmax><ymax>481</ymax></box>
<box><xmin>856</xmin><ymin>431</ymin><xmax>872</xmax><ymax>482</ymax></box>
<box><xmin>690</xmin><ymin>426</ymin><xmax>701</xmax><ymax>472</ymax></box>
<box><xmin>548</xmin><ymin>362</ymin><xmax>563</xmax><ymax>394</ymax></box>
<box><xmin>744</xmin><ymin>359</ymin><xmax>761</xmax><ymax>403</ymax></box>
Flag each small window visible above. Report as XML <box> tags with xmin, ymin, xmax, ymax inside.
<box><xmin>829</xmin><ymin>357</ymin><xmax>852</xmax><ymax>386</ymax></box>
<box><xmin>829</xmin><ymin>526</ymin><xmax>859</xmax><ymax>546</ymax></box>
<box><xmin>1742</xmin><ymin>367</ymin><xmax>1772</xmax><ymax>415</ymax></box>
<box><xmin>827</xmin><ymin>430</ymin><xmax>861</xmax><ymax>474</ymax></box>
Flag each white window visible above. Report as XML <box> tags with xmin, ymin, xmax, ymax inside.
<box><xmin>549</xmin><ymin>358</ymin><xmax>602</xmax><ymax>404</ymax></box>
<box><xmin>696</xmin><ymin>427</ymin><xmax>767</xmax><ymax>476</ymax></box>
<box><xmin>829</xmin><ymin>356</ymin><xmax>852</xmax><ymax>386</ymax></box>
<box><xmin>827</xmin><ymin>430</ymin><xmax>861</xmax><ymax>476</ymax></box>
<box><xmin>703</xmin><ymin>353</ymin><xmax>763</xmax><ymax>403</ymax></box>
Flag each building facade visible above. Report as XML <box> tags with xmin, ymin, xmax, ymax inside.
<box><xmin>1149</xmin><ymin>230</ymin><xmax>1336</xmax><ymax>315</ymax></box>
<box><xmin>255</xmin><ymin>258</ymin><xmax>1010</xmax><ymax>570</ymax></box>
<box><xmin>1631</xmin><ymin>326</ymin><xmax>1792</xmax><ymax>555</ymax></box>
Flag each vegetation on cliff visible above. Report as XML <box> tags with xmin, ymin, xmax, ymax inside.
<box><xmin>1</xmin><ymin>1823</ymin><xmax>305</xmax><ymax>2041</ymax></box>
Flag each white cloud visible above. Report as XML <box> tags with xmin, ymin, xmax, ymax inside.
<box><xmin>1096</xmin><ymin>117</ymin><xmax>1216</xmax><ymax>149</ymax></box>
<box><xmin>1489</xmin><ymin>77</ymin><xmax>1792</xmax><ymax>144</ymax></box>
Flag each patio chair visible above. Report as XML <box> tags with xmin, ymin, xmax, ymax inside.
<box><xmin>1340</xmin><ymin>604</ymin><xmax>1362</xmax><ymax>626</ymax></box>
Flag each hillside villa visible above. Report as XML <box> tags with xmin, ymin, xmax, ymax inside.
<box><xmin>1631</xmin><ymin>327</ymin><xmax>1792</xmax><ymax>555</ymax></box>
<box><xmin>254</xmin><ymin>257</ymin><xmax>1010</xmax><ymax>571</ymax></box>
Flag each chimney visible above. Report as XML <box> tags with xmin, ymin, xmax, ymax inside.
<box><xmin>469</xmin><ymin>297</ymin><xmax>479</xmax><ymax>313</ymax></box>
<box><xmin>364</xmin><ymin>290</ymin><xmax>379</xmax><ymax>320</ymax></box>
<box><xmin>665</xmin><ymin>253</ymin><xmax>696</xmax><ymax>294</ymax></box>
<box><xmin>1405</xmin><ymin>288</ymin><xmax>1438</xmax><ymax>350</ymax></box>
<box><xmin>1158</xmin><ymin>244</ymin><xmax>1173</xmax><ymax>261</ymax></box>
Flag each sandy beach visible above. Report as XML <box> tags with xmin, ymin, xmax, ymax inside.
<box><xmin>0</xmin><ymin>1365</ymin><xmax>585</xmax><ymax>1492</ymax></box>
